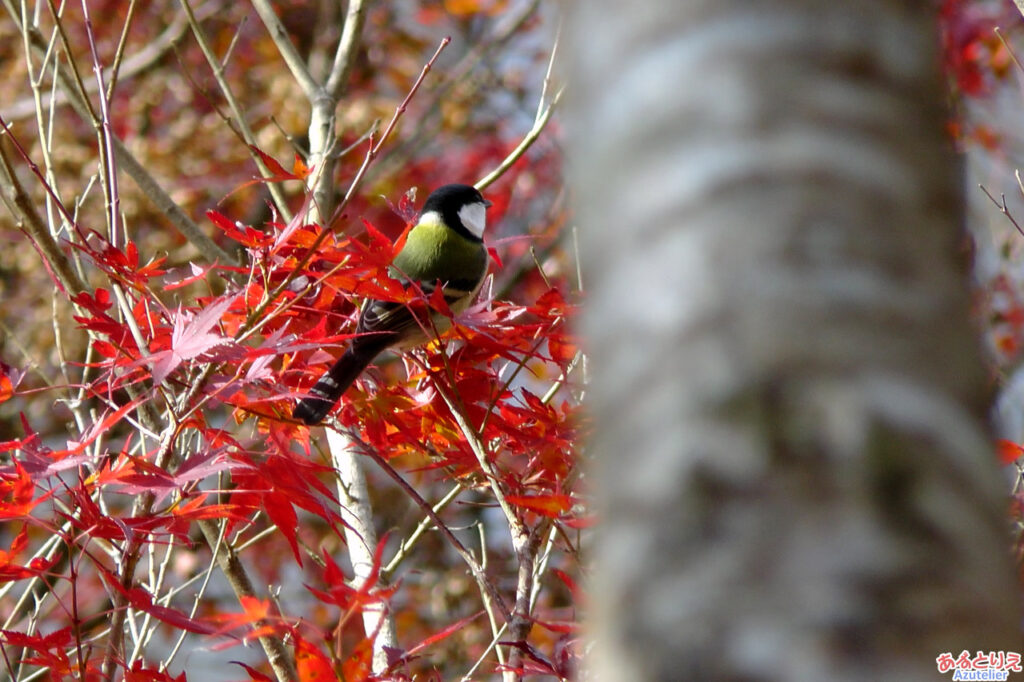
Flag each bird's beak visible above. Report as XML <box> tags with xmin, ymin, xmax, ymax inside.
<box><xmin>484</xmin><ymin>199</ymin><xmax>493</xmax><ymax>209</ymax></box>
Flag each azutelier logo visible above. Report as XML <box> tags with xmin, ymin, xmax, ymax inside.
<box><xmin>936</xmin><ymin>651</ymin><xmax>1022</xmax><ymax>680</ymax></box>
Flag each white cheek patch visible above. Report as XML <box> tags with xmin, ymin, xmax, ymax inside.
<box><xmin>459</xmin><ymin>202</ymin><xmax>488</xmax><ymax>239</ymax></box>
<box><xmin>419</xmin><ymin>210</ymin><xmax>443</xmax><ymax>228</ymax></box>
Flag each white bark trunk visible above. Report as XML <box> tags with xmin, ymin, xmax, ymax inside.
<box><xmin>327</xmin><ymin>428</ymin><xmax>398</xmax><ymax>674</ymax></box>
<box><xmin>568</xmin><ymin>1</ymin><xmax>1021</xmax><ymax>680</ymax></box>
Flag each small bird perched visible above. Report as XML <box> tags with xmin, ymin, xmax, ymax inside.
<box><xmin>293</xmin><ymin>184</ymin><xmax>492</xmax><ymax>425</ymax></box>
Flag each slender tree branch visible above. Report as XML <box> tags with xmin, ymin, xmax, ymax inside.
<box><xmin>381</xmin><ymin>483</ymin><xmax>464</xmax><ymax>580</ymax></box>
<box><xmin>432</xmin><ymin>378</ymin><xmax>527</xmax><ymax>549</ymax></box>
<box><xmin>250</xmin><ymin>0</ymin><xmax>320</xmax><ymax>97</ymax></box>
<box><xmin>1</xmin><ymin>4</ymin><xmax>238</xmax><ymax>264</ymax></box>
<box><xmin>345</xmin><ymin>429</ymin><xmax>514</xmax><ymax>624</ymax></box>
<box><xmin>475</xmin><ymin>89</ymin><xmax>561</xmax><ymax>191</ymax></box>
<box><xmin>980</xmin><ymin>183</ymin><xmax>1024</xmax><ymax>238</ymax></box>
<box><xmin>80</xmin><ymin>0</ymin><xmax>123</xmax><ymax>248</ymax></box>
<box><xmin>197</xmin><ymin>519</ymin><xmax>298</xmax><ymax>682</ymax></box>
<box><xmin>1</xmin><ymin>6</ymin><xmax>198</xmax><ymax>122</ymax></box>
<box><xmin>475</xmin><ymin>23</ymin><xmax>562</xmax><ymax>191</ymax></box>
<box><xmin>326</xmin><ymin>428</ymin><xmax>397</xmax><ymax>674</ymax></box>
<box><xmin>101</xmin><ymin>0</ymin><xmax>138</xmax><ymax>100</ymax></box>
<box><xmin>372</xmin><ymin>0</ymin><xmax>540</xmax><ymax>183</ymax></box>
<box><xmin>326</xmin><ymin>0</ymin><xmax>367</xmax><ymax>98</ymax></box>
<box><xmin>180</xmin><ymin>0</ymin><xmax>292</xmax><ymax>220</ymax></box>
<box><xmin>42</xmin><ymin>0</ymin><xmax>97</xmax><ymax>122</ymax></box>
<box><xmin>0</xmin><ymin>137</ymin><xmax>86</xmax><ymax>295</ymax></box>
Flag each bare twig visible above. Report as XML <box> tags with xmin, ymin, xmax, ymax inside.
<box><xmin>101</xmin><ymin>0</ymin><xmax>138</xmax><ymax>100</ymax></box>
<box><xmin>250</xmin><ymin>0</ymin><xmax>319</xmax><ymax>97</ymax></box>
<box><xmin>373</xmin><ymin>0</ymin><xmax>540</xmax><ymax>183</ymax></box>
<box><xmin>1</xmin><ymin>3</ymin><xmax>238</xmax><ymax>264</ymax></box>
<box><xmin>2</xmin><ymin>7</ymin><xmax>197</xmax><ymax>122</ymax></box>
<box><xmin>0</xmin><ymin>135</ymin><xmax>86</xmax><ymax>294</ymax></box>
<box><xmin>381</xmin><ymin>483</ymin><xmax>464</xmax><ymax>580</ymax></box>
<box><xmin>476</xmin><ymin>22</ymin><xmax>563</xmax><ymax>191</ymax></box>
<box><xmin>333</xmin><ymin>36</ymin><xmax>452</xmax><ymax>216</ymax></box>
<box><xmin>326</xmin><ymin>0</ymin><xmax>368</xmax><ymax>98</ymax></box>
<box><xmin>980</xmin><ymin>183</ymin><xmax>1024</xmax><ymax>237</ymax></box>
<box><xmin>475</xmin><ymin>88</ymin><xmax>561</xmax><ymax>192</ymax></box>
<box><xmin>994</xmin><ymin>27</ymin><xmax>1024</xmax><ymax>80</ymax></box>
<box><xmin>80</xmin><ymin>0</ymin><xmax>123</xmax><ymax>248</ymax></box>
<box><xmin>42</xmin><ymin>0</ymin><xmax>97</xmax><ymax>121</ymax></box>
<box><xmin>179</xmin><ymin>0</ymin><xmax>292</xmax><ymax>220</ymax></box>
<box><xmin>345</xmin><ymin>430</ymin><xmax>513</xmax><ymax>624</ymax></box>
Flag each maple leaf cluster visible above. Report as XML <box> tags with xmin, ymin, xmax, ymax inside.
<box><xmin>1</xmin><ymin>172</ymin><xmax>582</xmax><ymax>680</ymax></box>
<box><xmin>0</xmin><ymin>2</ymin><xmax>580</xmax><ymax>680</ymax></box>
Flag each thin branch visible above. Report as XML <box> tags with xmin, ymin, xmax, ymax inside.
<box><xmin>994</xmin><ymin>27</ymin><xmax>1024</xmax><ymax>81</ymax></box>
<box><xmin>334</xmin><ymin>36</ymin><xmax>451</xmax><ymax>213</ymax></box>
<box><xmin>80</xmin><ymin>0</ymin><xmax>123</xmax><ymax>248</ymax></box>
<box><xmin>3</xmin><ymin>5</ymin><xmax>238</xmax><ymax>264</ymax></box>
<box><xmin>326</xmin><ymin>428</ymin><xmax>397</xmax><ymax>674</ymax></box>
<box><xmin>250</xmin><ymin>0</ymin><xmax>320</xmax><ymax>97</ymax></box>
<box><xmin>42</xmin><ymin>0</ymin><xmax>97</xmax><ymax>122</ymax></box>
<box><xmin>980</xmin><ymin>183</ymin><xmax>1024</xmax><ymax>237</ymax></box>
<box><xmin>197</xmin><ymin>519</ymin><xmax>298</xmax><ymax>682</ymax></box>
<box><xmin>0</xmin><ymin>135</ymin><xmax>86</xmax><ymax>294</ymax></box>
<box><xmin>345</xmin><ymin>430</ymin><xmax>514</xmax><ymax>624</ymax></box>
<box><xmin>2</xmin><ymin>6</ymin><xmax>199</xmax><ymax>122</ymax></box>
<box><xmin>433</xmin><ymin>377</ymin><xmax>527</xmax><ymax>549</ymax></box>
<box><xmin>475</xmin><ymin>89</ymin><xmax>560</xmax><ymax>191</ymax></box>
<box><xmin>426</xmin><ymin>367</ymin><xmax>534</xmax><ymax>682</ymax></box>
<box><xmin>115</xmin><ymin>134</ymin><xmax>238</xmax><ymax>263</ymax></box>
<box><xmin>475</xmin><ymin>25</ymin><xmax>561</xmax><ymax>191</ymax></box>
<box><xmin>476</xmin><ymin>34</ymin><xmax>562</xmax><ymax>192</ymax></box>
<box><xmin>381</xmin><ymin>483</ymin><xmax>464</xmax><ymax>580</ymax></box>
<box><xmin>325</xmin><ymin>0</ymin><xmax>367</xmax><ymax>98</ymax></box>
<box><xmin>463</xmin><ymin>622</ymin><xmax>509</xmax><ymax>680</ymax></box>
<box><xmin>372</xmin><ymin>0</ymin><xmax>540</xmax><ymax>183</ymax></box>
<box><xmin>102</xmin><ymin>0</ymin><xmax>138</xmax><ymax>100</ymax></box>
<box><xmin>179</xmin><ymin>0</ymin><xmax>292</xmax><ymax>220</ymax></box>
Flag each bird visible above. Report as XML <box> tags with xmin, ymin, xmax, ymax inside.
<box><xmin>293</xmin><ymin>184</ymin><xmax>492</xmax><ymax>425</ymax></box>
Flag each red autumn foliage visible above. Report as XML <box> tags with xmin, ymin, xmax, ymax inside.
<box><xmin>0</xmin><ymin>3</ymin><xmax>578</xmax><ymax>680</ymax></box>
<box><xmin>939</xmin><ymin>0</ymin><xmax>1020</xmax><ymax>97</ymax></box>
<box><xmin>944</xmin><ymin>2</ymin><xmax>1024</xmax><ymax>603</ymax></box>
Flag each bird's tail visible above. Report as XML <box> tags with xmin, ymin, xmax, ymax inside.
<box><xmin>293</xmin><ymin>346</ymin><xmax>377</xmax><ymax>425</ymax></box>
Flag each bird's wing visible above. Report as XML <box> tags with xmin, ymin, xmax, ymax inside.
<box><xmin>357</xmin><ymin>276</ymin><xmax>480</xmax><ymax>348</ymax></box>
<box><xmin>357</xmin><ymin>295</ymin><xmax>420</xmax><ymax>339</ymax></box>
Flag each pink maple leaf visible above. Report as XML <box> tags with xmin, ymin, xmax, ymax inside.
<box><xmin>151</xmin><ymin>295</ymin><xmax>238</xmax><ymax>385</ymax></box>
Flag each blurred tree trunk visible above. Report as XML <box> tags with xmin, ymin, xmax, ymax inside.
<box><xmin>567</xmin><ymin>1</ymin><xmax>1021</xmax><ymax>680</ymax></box>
